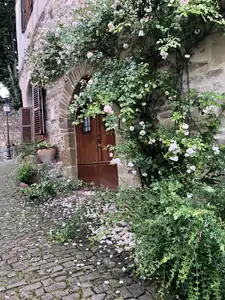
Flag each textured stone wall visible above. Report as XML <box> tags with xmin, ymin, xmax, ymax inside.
<box><xmin>0</xmin><ymin>105</ymin><xmax>20</xmax><ymax>147</ymax></box>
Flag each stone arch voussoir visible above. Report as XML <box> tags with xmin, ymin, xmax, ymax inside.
<box><xmin>59</xmin><ymin>61</ymin><xmax>94</xmax><ymax>179</ymax></box>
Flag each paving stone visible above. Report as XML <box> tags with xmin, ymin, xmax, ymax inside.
<box><xmin>62</xmin><ymin>293</ymin><xmax>80</xmax><ymax>300</ymax></box>
<box><xmin>83</xmin><ymin>287</ymin><xmax>94</xmax><ymax>297</ymax></box>
<box><xmin>41</xmin><ymin>293</ymin><xmax>54</xmax><ymax>300</ymax></box>
<box><xmin>92</xmin><ymin>294</ymin><xmax>106</xmax><ymax>300</ymax></box>
<box><xmin>7</xmin><ymin>280</ymin><xmax>27</xmax><ymax>289</ymax></box>
<box><xmin>20</xmin><ymin>281</ymin><xmax>42</xmax><ymax>292</ymax></box>
<box><xmin>139</xmin><ymin>292</ymin><xmax>155</xmax><ymax>300</ymax></box>
<box><xmin>103</xmin><ymin>258</ymin><xmax>116</xmax><ymax>269</ymax></box>
<box><xmin>128</xmin><ymin>284</ymin><xmax>145</xmax><ymax>298</ymax></box>
<box><xmin>42</xmin><ymin>278</ymin><xmax>54</xmax><ymax>287</ymax></box>
<box><xmin>118</xmin><ymin>286</ymin><xmax>133</xmax><ymax>299</ymax></box>
<box><xmin>54</xmin><ymin>289</ymin><xmax>70</xmax><ymax>297</ymax></box>
<box><xmin>45</xmin><ymin>281</ymin><xmax>67</xmax><ymax>292</ymax></box>
<box><xmin>35</xmin><ymin>287</ymin><xmax>45</xmax><ymax>297</ymax></box>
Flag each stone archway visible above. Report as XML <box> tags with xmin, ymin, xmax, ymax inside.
<box><xmin>58</xmin><ymin>61</ymin><xmax>93</xmax><ymax>179</ymax></box>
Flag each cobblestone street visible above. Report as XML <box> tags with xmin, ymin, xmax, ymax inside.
<box><xmin>0</xmin><ymin>161</ymin><xmax>154</xmax><ymax>300</ymax></box>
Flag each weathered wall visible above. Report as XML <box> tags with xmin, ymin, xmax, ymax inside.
<box><xmin>0</xmin><ymin>105</ymin><xmax>20</xmax><ymax>147</ymax></box>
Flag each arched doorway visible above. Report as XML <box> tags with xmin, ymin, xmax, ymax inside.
<box><xmin>75</xmin><ymin>115</ymin><xmax>118</xmax><ymax>189</ymax></box>
<box><xmin>72</xmin><ymin>77</ymin><xmax>118</xmax><ymax>190</ymax></box>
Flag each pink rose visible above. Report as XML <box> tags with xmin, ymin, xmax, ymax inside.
<box><xmin>104</xmin><ymin>105</ymin><xmax>113</xmax><ymax>114</ymax></box>
<box><xmin>20</xmin><ymin>182</ymin><xmax>29</xmax><ymax>188</ymax></box>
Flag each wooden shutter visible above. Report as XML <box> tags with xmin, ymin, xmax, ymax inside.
<box><xmin>19</xmin><ymin>107</ymin><xmax>33</xmax><ymax>144</ymax></box>
<box><xmin>32</xmin><ymin>85</ymin><xmax>45</xmax><ymax>136</ymax></box>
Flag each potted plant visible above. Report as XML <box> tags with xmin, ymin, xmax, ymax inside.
<box><xmin>36</xmin><ymin>140</ymin><xmax>57</xmax><ymax>164</ymax></box>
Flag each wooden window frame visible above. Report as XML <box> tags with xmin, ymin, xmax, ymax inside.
<box><xmin>32</xmin><ymin>85</ymin><xmax>46</xmax><ymax>138</ymax></box>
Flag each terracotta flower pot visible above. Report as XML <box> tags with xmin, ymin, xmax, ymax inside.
<box><xmin>37</xmin><ymin>147</ymin><xmax>56</xmax><ymax>164</ymax></box>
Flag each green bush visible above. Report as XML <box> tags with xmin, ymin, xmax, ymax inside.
<box><xmin>119</xmin><ymin>181</ymin><xmax>225</xmax><ymax>300</ymax></box>
<box><xmin>16</xmin><ymin>163</ymin><xmax>34</xmax><ymax>185</ymax></box>
<box><xmin>57</xmin><ymin>181</ymin><xmax>225</xmax><ymax>300</ymax></box>
<box><xmin>22</xmin><ymin>173</ymin><xmax>82</xmax><ymax>203</ymax></box>
<box><xmin>16</xmin><ymin>144</ymin><xmax>36</xmax><ymax>159</ymax></box>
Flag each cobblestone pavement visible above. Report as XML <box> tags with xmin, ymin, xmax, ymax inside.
<box><xmin>0</xmin><ymin>161</ymin><xmax>155</xmax><ymax>300</ymax></box>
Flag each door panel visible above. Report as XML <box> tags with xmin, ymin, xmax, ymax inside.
<box><xmin>76</xmin><ymin>117</ymin><xmax>98</xmax><ymax>164</ymax></box>
<box><xmin>76</xmin><ymin>115</ymin><xmax>118</xmax><ymax>189</ymax></box>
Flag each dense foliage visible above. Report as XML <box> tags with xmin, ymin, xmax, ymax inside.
<box><xmin>29</xmin><ymin>0</ymin><xmax>225</xmax><ymax>299</ymax></box>
<box><xmin>0</xmin><ymin>0</ymin><xmax>21</xmax><ymax>108</ymax></box>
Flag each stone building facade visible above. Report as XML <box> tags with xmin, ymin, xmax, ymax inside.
<box><xmin>16</xmin><ymin>0</ymin><xmax>225</xmax><ymax>188</ymax></box>
<box><xmin>16</xmin><ymin>0</ymin><xmax>140</xmax><ymax>188</ymax></box>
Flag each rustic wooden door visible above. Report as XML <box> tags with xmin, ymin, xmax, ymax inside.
<box><xmin>75</xmin><ymin>115</ymin><xmax>118</xmax><ymax>189</ymax></box>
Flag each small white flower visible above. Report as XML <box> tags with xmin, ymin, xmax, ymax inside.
<box><xmin>87</xmin><ymin>51</ymin><xmax>94</xmax><ymax>59</ymax></box>
<box><xmin>104</xmin><ymin>281</ymin><xmax>110</xmax><ymax>284</ymax></box>
<box><xmin>123</xmin><ymin>43</ymin><xmax>129</xmax><ymax>49</ymax></box>
<box><xmin>161</xmin><ymin>51</ymin><xmax>168</xmax><ymax>60</ymax></box>
<box><xmin>139</xmin><ymin>130</ymin><xmax>146</xmax><ymax>136</ymax></box>
<box><xmin>184</xmin><ymin>54</ymin><xmax>190</xmax><ymax>59</ymax></box>
<box><xmin>184</xmin><ymin>130</ymin><xmax>189</xmax><ymax>136</ymax></box>
<box><xmin>119</xmin><ymin>280</ymin><xmax>124</xmax><ymax>284</ymax></box>
<box><xmin>132</xmin><ymin>170</ymin><xmax>137</xmax><ymax>175</ymax></box>
<box><xmin>139</xmin><ymin>121</ymin><xmax>145</xmax><ymax>126</ymax></box>
<box><xmin>170</xmin><ymin>156</ymin><xmax>179</xmax><ymax>162</ymax></box>
<box><xmin>212</xmin><ymin>145</ymin><xmax>220</xmax><ymax>155</ymax></box>
<box><xmin>109</xmin><ymin>152</ymin><xmax>114</xmax><ymax>158</ymax></box>
<box><xmin>189</xmin><ymin>165</ymin><xmax>196</xmax><ymax>171</ymax></box>
<box><xmin>108</xmin><ymin>22</ymin><xmax>115</xmax><ymax>32</ymax></box>
<box><xmin>139</xmin><ymin>30</ymin><xmax>144</xmax><ymax>37</ymax></box>
<box><xmin>129</xmin><ymin>126</ymin><xmax>134</xmax><ymax>131</ymax></box>
<box><xmin>165</xmin><ymin>91</ymin><xmax>170</xmax><ymax>96</ymax></box>
<box><xmin>122</xmin><ymin>267</ymin><xmax>126</xmax><ymax>272</ymax></box>
<box><xmin>122</xmin><ymin>118</ymin><xmax>126</xmax><ymax>123</ymax></box>
<box><xmin>168</xmin><ymin>142</ymin><xmax>179</xmax><ymax>152</ymax></box>
<box><xmin>127</xmin><ymin>162</ymin><xmax>134</xmax><ymax>168</ymax></box>
<box><xmin>148</xmin><ymin>139</ymin><xmax>156</xmax><ymax>144</ymax></box>
<box><xmin>142</xmin><ymin>173</ymin><xmax>148</xmax><ymax>177</ymax></box>
<box><xmin>142</xmin><ymin>102</ymin><xmax>147</xmax><ymax>106</ymax></box>
<box><xmin>187</xmin><ymin>193</ymin><xmax>193</xmax><ymax>199</ymax></box>
<box><xmin>185</xmin><ymin>148</ymin><xmax>195</xmax><ymax>157</ymax></box>
<box><xmin>182</xmin><ymin>123</ymin><xmax>189</xmax><ymax>130</ymax></box>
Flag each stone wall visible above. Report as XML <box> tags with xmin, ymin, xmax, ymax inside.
<box><xmin>0</xmin><ymin>104</ymin><xmax>20</xmax><ymax>147</ymax></box>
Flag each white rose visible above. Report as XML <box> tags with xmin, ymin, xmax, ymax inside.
<box><xmin>139</xmin><ymin>130</ymin><xmax>146</xmax><ymax>136</ymax></box>
<box><xmin>87</xmin><ymin>51</ymin><xmax>94</xmax><ymax>59</ymax></box>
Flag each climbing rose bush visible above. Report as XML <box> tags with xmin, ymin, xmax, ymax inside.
<box><xmin>29</xmin><ymin>0</ymin><xmax>225</xmax><ymax>299</ymax></box>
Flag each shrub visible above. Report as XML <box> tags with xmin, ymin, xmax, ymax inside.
<box><xmin>22</xmin><ymin>173</ymin><xmax>82</xmax><ymax>203</ymax></box>
<box><xmin>16</xmin><ymin>144</ymin><xmax>36</xmax><ymax>159</ymax></box>
<box><xmin>56</xmin><ymin>180</ymin><xmax>225</xmax><ymax>300</ymax></box>
<box><xmin>127</xmin><ymin>181</ymin><xmax>225</xmax><ymax>300</ymax></box>
<box><xmin>16</xmin><ymin>163</ymin><xmax>34</xmax><ymax>185</ymax></box>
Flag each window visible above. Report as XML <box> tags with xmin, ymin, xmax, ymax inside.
<box><xmin>83</xmin><ymin>117</ymin><xmax>91</xmax><ymax>133</ymax></box>
<box><xmin>21</xmin><ymin>0</ymin><xmax>34</xmax><ymax>33</ymax></box>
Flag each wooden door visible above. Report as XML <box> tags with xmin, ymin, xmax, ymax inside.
<box><xmin>76</xmin><ymin>115</ymin><xmax>118</xmax><ymax>189</ymax></box>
